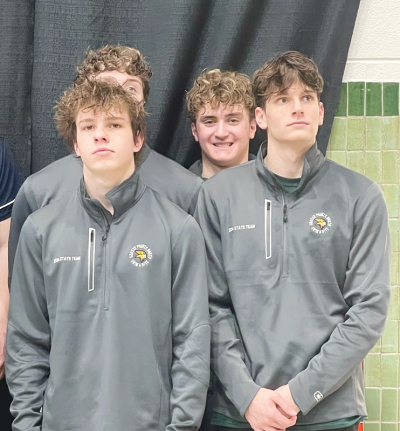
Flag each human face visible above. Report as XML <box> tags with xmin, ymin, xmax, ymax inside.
<box><xmin>95</xmin><ymin>70</ymin><xmax>144</xmax><ymax>104</ymax></box>
<box><xmin>74</xmin><ymin>107</ymin><xmax>143</xmax><ymax>180</ymax></box>
<box><xmin>255</xmin><ymin>80</ymin><xmax>324</xmax><ymax>151</ymax></box>
<box><xmin>191</xmin><ymin>103</ymin><xmax>256</xmax><ymax>174</ymax></box>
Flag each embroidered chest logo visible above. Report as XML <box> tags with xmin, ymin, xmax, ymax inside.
<box><xmin>309</xmin><ymin>213</ymin><xmax>332</xmax><ymax>234</ymax></box>
<box><xmin>129</xmin><ymin>244</ymin><xmax>153</xmax><ymax>268</ymax></box>
<box><xmin>228</xmin><ymin>224</ymin><xmax>256</xmax><ymax>233</ymax></box>
<box><xmin>53</xmin><ymin>256</ymin><xmax>81</xmax><ymax>263</ymax></box>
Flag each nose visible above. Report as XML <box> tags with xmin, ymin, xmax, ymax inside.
<box><xmin>215</xmin><ymin>121</ymin><xmax>229</xmax><ymax>139</ymax></box>
<box><xmin>94</xmin><ymin>126</ymin><xmax>109</xmax><ymax>142</ymax></box>
<box><xmin>292</xmin><ymin>97</ymin><xmax>304</xmax><ymax>114</ymax></box>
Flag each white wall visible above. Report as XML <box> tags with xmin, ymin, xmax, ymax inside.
<box><xmin>343</xmin><ymin>0</ymin><xmax>400</xmax><ymax>82</ymax></box>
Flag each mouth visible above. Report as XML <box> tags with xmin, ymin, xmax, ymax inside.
<box><xmin>213</xmin><ymin>143</ymin><xmax>233</xmax><ymax>147</ymax></box>
<box><xmin>287</xmin><ymin>121</ymin><xmax>309</xmax><ymax>126</ymax></box>
<box><xmin>94</xmin><ymin>148</ymin><xmax>114</xmax><ymax>155</ymax></box>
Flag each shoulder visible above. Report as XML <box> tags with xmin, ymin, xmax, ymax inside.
<box><xmin>141</xmin><ymin>186</ymin><xmax>203</xmax><ymax>244</ymax></box>
<box><xmin>143</xmin><ymin>148</ymin><xmax>201</xmax><ymax>183</ymax></box>
<box><xmin>26</xmin><ymin>154</ymin><xmax>82</xmax><ymax>186</ymax></box>
<box><xmin>23</xmin><ymin>155</ymin><xmax>82</xmax><ymax>209</ymax></box>
<box><xmin>139</xmin><ymin>147</ymin><xmax>202</xmax><ymax>211</ymax></box>
<box><xmin>323</xmin><ymin>159</ymin><xmax>380</xmax><ymax>199</ymax></box>
<box><xmin>202</xmin><ymin>160</ymin><xmax>257</xmax><ymax>197</ymax></box>
<box><xmin>144</xmin><ymin>187</ymin><xmax>193</xmax><ymax>226</ymax></box>
<box><xmin>28</xmin><ymin>192</ymin><xmax>79</xmax><ymax>231</ymax></box>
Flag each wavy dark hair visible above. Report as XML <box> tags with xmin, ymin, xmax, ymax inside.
<box><xmin>74</xmin><ymin>45</ymin><xmax>152</xmax><ymax>103</ymax></box>
<box><xmin>252</xmin><ymin>51</ymin><xmax>324</xmax><ymax>108</ymax></box>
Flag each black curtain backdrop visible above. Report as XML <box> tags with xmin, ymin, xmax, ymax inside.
<box><xmin>0</xmin><ymin>0</ymin><xmax>360</xmax><ymax>178</ymax></box>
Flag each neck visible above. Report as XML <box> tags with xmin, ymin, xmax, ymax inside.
<box><xmin>201</xmin><ymin>152</ymin><xmax>249</xmax><ymax>179</ymax></box>
<box><xmin>83</xmin><ymin>161</ymin><xmax>136</xmax><ymax>214</ymax></box>
<box><xmin>264</xmin><ymin>139</ymin><xmax>314</xmax><ymax>178</ymax></box>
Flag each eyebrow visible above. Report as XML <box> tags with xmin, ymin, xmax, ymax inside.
<box><xmin>276</xmin><ymin>88</ymin><xmax>314</xmax><ymax>96</ymax></box>
<box><xmin>98</xmin><ymin>76</ymin><xmax>141</xmax><ymax>86</ymax></box>
<box><xmin>224</xmin><ymin>111</ymin><xmax>244</xmax><ymax>117</ymax></box>
<box><xmin>199</xmin><ymin>115</ymin><xmax>216</xmax><ymax>121</ymax></box>
<box><xmin>77</xmin><ymin>116</ymin><xmax>128</xmax><ymax>125</ymax></box>
<box><xmin>122</xmin><ymin>78</ymin><xmax>141</xmax><ymax>85</ymax></box>
<box><xmin>199</xmin><ymin>112</ymin><xmax>244</xmax><ymax>120</ymax></box>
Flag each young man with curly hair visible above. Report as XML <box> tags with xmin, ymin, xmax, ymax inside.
<box><xmin>7</xmin><ymin>80</ymin><xmax>210</xmax><ymax>431</ymax></box>
<box><xmin>187</xmin><ymin>69</ymin><xmax>257</xmax><ymax>180</ymax></box>
<box><xmin>195</xmin><ymin>51</ymin><xmax>390</xmax><ymax>431</ymax></box>
<box><xmin>9</xmin><ymin>45</ymin><xmax>203</xmax><ymax>279</ymax></box>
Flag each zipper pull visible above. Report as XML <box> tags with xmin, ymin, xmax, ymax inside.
<box><xmin>267</xmin><ymin>201</ymin><xmax>271</xmax><ymax>211</ymax></box>
<box><xmin>283</xmin><ymin>204</ymin><xmax>288</xmax><ymax>223</ymax></box>
<box><xmin>102</xmin><ymin>223</ymin><xmax>110</xmax><ymax>241</ymax></box>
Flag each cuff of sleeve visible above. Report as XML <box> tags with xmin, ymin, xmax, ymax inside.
<box><xmin>237</xmin><ymin>382</ymin><xmax>262</xmax><ymax>417</ymax></box>
<box><xmin>289</xmin><ymin>376</ymin><xmax>319</xmax><ymax>415</ymax></box>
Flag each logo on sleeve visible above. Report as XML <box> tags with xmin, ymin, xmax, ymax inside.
<box><xmin>314</xmin><ymin>391</ymin><xmax>324</xmax><ymax>402</ymax></box>
<box><xmin>309</xmin><ymin>213</ymin><xmax>332</xmax><ymax>234</ymax></box>
<box><xmin>129</xmin><ymin>244</ymin><xmax>153</xmax><ymax>268</ymax></box>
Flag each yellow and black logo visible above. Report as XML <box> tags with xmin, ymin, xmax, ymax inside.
<box><xmin>309</xmin><ymin>213</ymin><xmax>332</xmax><ymax>234</ymax></box>
<box><xmin>129</xmin><ymin>244</ymin><xmax>153</xmax><ymax>267</ymax></box>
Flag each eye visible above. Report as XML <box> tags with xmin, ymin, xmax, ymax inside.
<box><xmin>303</xmin><ymin>94</ymin><xmax>313</xmax><ymax>101</ymax></box>
<box><xmin>110</xmin><ymin>123</ymin><xmax>122</xmax><ymax>129</ymax></box>
<box><xmin>278</xmin><ymin>97</ymin><xmax>288</xmax><ymax>103</ymax></box>
<box><xmin>83</xmin><ymin>125</ymin><xmax>94</xmax><ymax>131</ymax></box>
<box><xmin>125</xmin><ymin>86</ymin><xmax>137</xmax><ymax>93</ymax></box>
<box><xmin>202</xmin><ymin>119</ymin><xmax>215</xmax><ymax>125</ymax></box>
<box><xmin>229</xmin><ymin>118</ymin><xmax>240</xmax><ymax>123</ymax></box>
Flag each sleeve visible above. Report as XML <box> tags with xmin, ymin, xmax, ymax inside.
<box><xmin>168</xmin><ymin>215</ymin><xmax>211</xmax><ymax>431</ymax></box>
<box><xmin>289</xmin><ymin>182</ymin><xmax>391</xmax><ymax>414</ymax></box>
<box><xmin>8</xmin><ymin>180</ymin><xmax>38</xmax><ymax>285</ymax></box>
<box><xmin>195</xmin><ymin>188</ymin><xmax>260</xmax><ymax>417</ymax></box>
<box><xmin>6</xmin><ymin>216</ymin><xmax>50</xmax><ymax>431</ymax></box>
<box><xmin>0</xmin><ymin>140</ymin><xmax>23</xmax><ymax>221</ymax></box>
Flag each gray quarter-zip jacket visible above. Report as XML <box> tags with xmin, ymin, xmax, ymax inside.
<box><xmin>188</xmin><ymin>154</ymin><xmax>256</xmax><ymax>179</ymax></box>
<box><xmin>195</xmin><ymin>142</ymin><xmax>390</xmax><ymax>425</ymax></box>
<box><xmin>8</xmin><ymin>144</ymin><xmax>203</xmax><ymax>281</ymax></box>
<box><xmin>7</xmin><ymin>171</ymin><xmax>210</xmax><ymax>431</ymax></box>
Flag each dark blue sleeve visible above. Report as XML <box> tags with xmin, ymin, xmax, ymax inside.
<box><xmin>0</xmin><ymin>138</ymin><xmax>23</xmax><ymax>222</ymax></box>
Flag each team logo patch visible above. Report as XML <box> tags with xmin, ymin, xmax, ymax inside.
<box><xmin>309</xmin><ymin>213</ymin><xmax>332</xmax><ymax>234</ymax></box>
<box><xmin>129</xmin><ymin>244</ymin><xmax>153</xmax><ymax>267</ymax></box>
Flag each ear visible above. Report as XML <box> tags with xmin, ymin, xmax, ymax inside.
<box><xmin>73</xmin><ymin>141</ymin><xmax>81</xmax><ymax>157</ymax></box>
<box><xmin>191</xmin><ymin>123</ymin><xmax>199</xmax><ymax>142</ymax></box>
<box><xmin>249</xmin><ymin>118</ymin><xmax>257</xmax><ymax>139</ymax></box>
<box><xmin>133</xmin><ymin>132</ymin><xmax>144</xmax><ymax>153</ymax></box>
<box><xmin>255</xmin><ymin>107</ymin><xmax>268</xmax><ymax>130</ymax></box>
<box><xmin>318</xmin><ymin>102</ymin><xmax>324</xmax><ymax>126</ymax></box>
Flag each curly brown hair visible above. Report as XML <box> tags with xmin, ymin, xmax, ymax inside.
<box><xmin>186</xmin><ymin>69</ymin><xmax>256</xmax><ymax>122</ymax></box>
<box><xmin>252</xmin><ymin>51</ymin><xmax>324</xmax><ymax>108</ymax></box>
<box><xmin>74</xmin><ymin>45</ymin><xmax>152</xmax><ymax>102</ymax></box>
<box><xmin>54</xmin><ymin>80</ymin><xmax>147</xmax><ymax>156</ymax></box>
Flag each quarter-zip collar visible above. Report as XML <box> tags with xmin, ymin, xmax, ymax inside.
<box><xmin>79</xmin><ymin>169</ymin><xmax>146</xmax><ymax>223</ymax></box>
<box><xmin>256</xmin><ymin>141</ymin><xmax>325</xmax><ymax>196</ymax></box>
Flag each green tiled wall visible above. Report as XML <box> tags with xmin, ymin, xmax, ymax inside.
<box><xmin>327</xmin><ymin>82</ymin><xmax>400</xmax><ymax>430</ymax></box>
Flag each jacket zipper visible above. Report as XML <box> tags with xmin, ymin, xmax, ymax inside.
<box><xmin>87</xmin><ymin>228</ymin><xmax>96</xmax><ymax>292</ymax></box>
<box><xmin>100</xmin><ymin>212</ymin><xmax>111</xmax><ymax>311</ymax></box>
<box><xmin>264</xmin><ymin>200</ymin><xmax>272</xmax><ymax>259</ymax></box>
<box><xmin>281</xmin><ymin>192</ymin><xmax>289</xmax><ymax>277</ymax></box>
